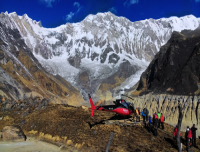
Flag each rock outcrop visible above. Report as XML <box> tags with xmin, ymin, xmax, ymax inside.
<box><xmin>1</xmin><ymin>126</ymin><xmax>26</xmax><ymax>141</ymax></box>
<box><xmin>134</xmin><ymin>27</ymin><xmax>200</xmax><ymax>96</ymax></box>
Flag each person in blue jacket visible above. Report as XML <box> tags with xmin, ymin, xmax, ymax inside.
<box><xmin>142</xmin><ymin>110</ymin><xmax>146</xmax><ymax>123</ymax></box>
<box><xmin>148</xmin><ymin>115</ymin><xmax>152</xmax><ymax>133</ymax></box>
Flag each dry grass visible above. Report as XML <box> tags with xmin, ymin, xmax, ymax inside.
<box><xmin>0</xmin><ymin>104</ymin><xmax>200</xmax><ymax>152</ymax></box>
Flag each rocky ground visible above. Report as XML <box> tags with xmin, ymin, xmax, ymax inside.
<box><xmin>0</xmin><ymin>98</ymin><xmax>200</xmax><ymax>152</ymax></box>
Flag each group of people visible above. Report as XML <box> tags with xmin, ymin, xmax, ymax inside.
<box><xmin>135</xmin><ymin>107</ymin><xmax>198</xmax><ymax>151</ymax></box>
<box><xmin>135</xmin><ymin>108</ymin><xmax>165</xmax><ymax>136</ymax></box>
<box><xmin>148</xmin><ymin>111</ymin><xmax>165</xmax><ymax>136</ymax></box>
<box><xmin>173</xmin><ymin>124</ymin><xmax>198</xmax><ymax>151</ymax></box>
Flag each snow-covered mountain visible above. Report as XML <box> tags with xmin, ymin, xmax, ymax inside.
<box><xmin>0</xmin><ymin>11</ymin><xmax>200</xmax><ymax>101</ymax></box>
<box><xmin>0</xmin><ymin>20</ymin><xmax>84</xmax><ymax>105</ymax></box>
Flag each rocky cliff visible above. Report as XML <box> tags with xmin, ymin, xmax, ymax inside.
<box><xmin>0</xmin><ymin>21</ymin><xmax>84</xmax><ymax>106</ymax></box>
<box><xmin>134</xmin><ymin>27</ymin><xmax>200</xmax><ymax>96</ymax></box>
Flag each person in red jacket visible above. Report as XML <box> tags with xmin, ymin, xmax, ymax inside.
<box><xmin>160</xmin><ymin>113</ymin><xmax>165</xmax><ymax>130</ymax></box>
<box><xmin>173</xmin><ymin>125</ymin><xmax>178</xmax><ymax>140</ymax></box>
<box><xmin>154</xmin><ymin>113</ymin><xmax>158</xmax><ymax>136</ymax></box>
<box><xmin>173</xmin><ymin>125</ymin><xmax>181</xmax><ymax>141</ymax></box>
<box><xmin>173</xmin><ymin>125</ymin><xmax>182</xmax><ymax>150</ymax></box>
<box><xmin>185</xmin><ymin>126</ymin><xmax>192</xmax><ymax>152</ymax></box>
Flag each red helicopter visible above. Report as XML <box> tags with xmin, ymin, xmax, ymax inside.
<box><xmin>88</xmin><ymin>94</ymin><xmax>135</xmax><ymax>117</ymax></box>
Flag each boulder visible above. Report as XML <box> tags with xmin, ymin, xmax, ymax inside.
<box><xmin>81</xmin><ymin>106</ymin><xmax>88</xmax><ymax>110</ymax></box>
<box><xmin>66</xmin><ymin>140</ymin><xmax>73</xmax><ymax>146</ymax></box>
<box><xmin>1</xmin><ymin>126</ymin><xmax>26</xmax><ymax>141</ymax></box>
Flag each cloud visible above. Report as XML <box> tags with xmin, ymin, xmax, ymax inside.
<box><xmin>66</xmin><ymin>12</ymin><xmax>74</xmax><ymax>21</ymax></box>
<box><xmin>124</xmin><ymin>0</ymin><xmax>139</xmax><ymax>6</ymax></box>
<box><xmin>108</xmin><ymin>7</ymin><xmax>117</xmax><ymax>14</ymax></box>
<box><xmin>40</xmin><ymin>0</ymin><xmax>56</xmax><ymax>7</ymax></box>
<box><xmin>65</xmin><ymin>2</ymin><xmax>83</xmax><ymax>22</ymax></box>
<box><xmin>74</xmin><ymin>2</ymin><xmax>80</xmax><ymax>8</ymax></box>
<box><xmin>77</xmin><ymin>6</ymin><xmax>83</xmax><ymax>13</ymax></box>
<box><xmin>195</xmin><ymin>0</ymin><xmax>200</xmax><ymax>2</ymax></box>
<box><xmin>74</xmin><ymin>2</ymin><xmax>82</xmax><ymax>13</ymax></box>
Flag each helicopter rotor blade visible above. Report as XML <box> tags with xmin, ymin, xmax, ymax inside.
<box><xmin>121</xmin><ymin>94</ymin><xmax>134</xmax><ymax>100</ymax></box>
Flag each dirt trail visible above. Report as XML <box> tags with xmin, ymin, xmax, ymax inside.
<box><xmin>0</xmin><ymin>137</ymin><xmax>69</xmax><ymax>152</ymax></box>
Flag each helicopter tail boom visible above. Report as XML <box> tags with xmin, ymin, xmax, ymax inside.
<box><xmin>88</xmin><ymin>94</ymin><xmax>96</xmax><ymax>117</ymax></box>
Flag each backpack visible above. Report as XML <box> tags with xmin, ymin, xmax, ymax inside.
<box><xmin>155</xmin><ymin>114</ymin><xmax>158</xmax><ymax>119</ymax></box>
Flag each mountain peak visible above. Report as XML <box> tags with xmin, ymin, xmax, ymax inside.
<box><xmin>22</xmin><ymin>13</ymin><xmax>29</xmax><ymax>19</ymax></box>
<box><xmin>82</xmin><ymin>11</ymin><xmax>131</xmax><ymax>25</ymax></box>
<box><xmin>8</xmin><ymin>12</ymin><xmax>17</xmax><ymax>16</ymax></box>
<box><xmin>84</xmin><ymin>14</ymin><xmax>95</xmax><ymax>21</ymax></box>
<box><xmin>84</xmin><ymin>11</ymin><xmax>118</xmax><ymax>21</ymax></box>
<box><xmin>37</xmin><ymin>21</ymin><xmax>42</xmax><ymax>27</ymax></box>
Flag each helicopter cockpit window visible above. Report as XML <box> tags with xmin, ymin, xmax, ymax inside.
<box><xmin>120</xmin><ymin>102</ymin><xmax>128</xmax><ymax>109</ymax></box>
<box><xmin>126</xmin><ymin>102</ymin><xmax>131</xmax><ymax>105</ymax></box>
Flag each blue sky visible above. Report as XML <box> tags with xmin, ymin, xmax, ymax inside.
<box><xmin>0</xmin><ymin>0</ymin><xmax>200</xmax><ymax>28</ymax></box>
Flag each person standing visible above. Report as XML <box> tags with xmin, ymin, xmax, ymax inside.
<box><xmin>173</xmin><ymin>125</ymin><xmax>181</xmax><ymax>140</ymax></box>
<box><xmin>142</xmin><ymin>109</ymin><xmax>146</xmax><ymax>123</ymax></box>
<box><xmin>154</xmin><ymin>113</ymin><xmax>158</xmax><ymax>125</ymax></box>
<box><xmin>153</xmin><ymin>112</ymin><xmax>157</xmax><ymax>126</ymax></box>
<box><xmin>146</xmin><ymin>109</ymin><xmax>149</xmax><ymax>122</ymax></box>
<box><xmin>173</xmin><ymin>125</ymin><xmax>178</xmax><ymax>140</ymax></box>
<box><xmin>157</xmin><ymin>111</ymin><xmax>161</xmax><ymax>128</ymax></box>
<box><xmin>138</xmin><ymin>107</ymin><xmax>141</xmax><ymax>115</ymax></box>
<box><xmin>148</xmin><ymin>115</ymin><xmax>152</xmax><ymax>133</ymax></box>
<box><xmin>135</xmin><ymin>108</ymin><xmax>140</xmax><ymax>122</ymax></box>
<box><xmin>160</xmin><ymin>113</ymin><xmax>165</xmax><ymax>130</ymax></box>
<box><xmin>154</xmin><ymin>116</ymin><xmax>158</xmax><ymax>136</ymax></box>
<box><xmin>191</xmin><ymin>124</ymin><xmax>197</xmax><ymax>147</ymax></box>
<box><xmin>185</xmin><ymin>126</ymin><xmax>192</xmax><ymax>152</ymax></box>
<box><xmin>173</xmin><ymin>125</ymin><xmax>182</xmax><ymax>150</ymax></box>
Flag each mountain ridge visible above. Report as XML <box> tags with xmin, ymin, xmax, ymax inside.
<box><xmin>1</xmin><ymin>11</ymin><xmax>200</xmax><ymax>61</ymax></box>
<box><xmin>1</xmin><ymin>11</ymin><xmax>200</xmax><ymax>101</ymax></box>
